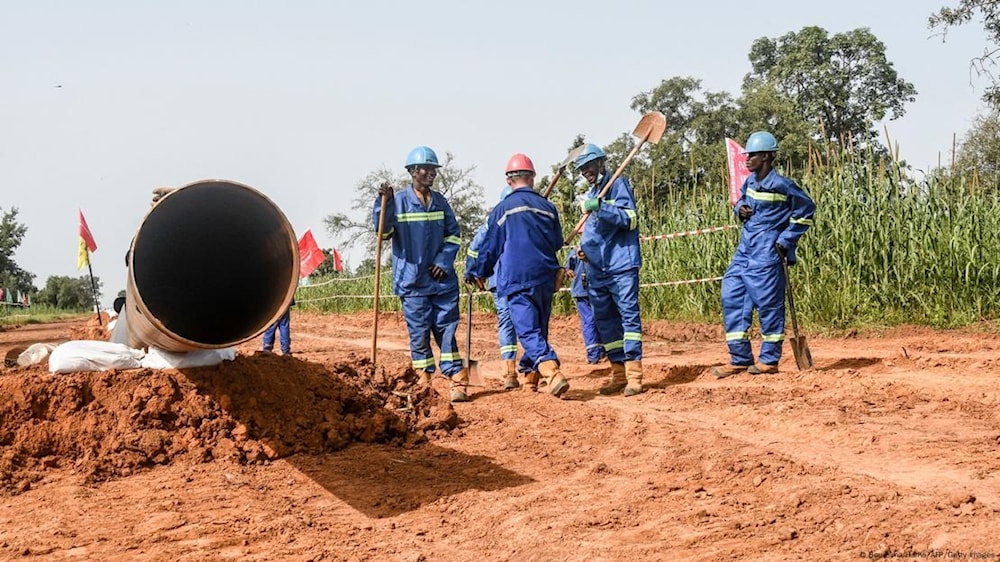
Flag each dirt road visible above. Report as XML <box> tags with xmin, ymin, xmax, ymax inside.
<box><xmin>1</xmin><ymin>312</ymin><xmax>999</xmax><ymax>561</ymax></box>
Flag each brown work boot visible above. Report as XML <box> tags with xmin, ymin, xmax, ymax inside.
<box><xmin>418</xmin><ymin>370</ymin><xmax>433</xmax><ymax>386</ymax></box>
<box><xmin>624</xmin><ymin>360</ymin><xmax>643</xmax><ymax>397</ymax></box>
<box><xmin>523</xmin><ymin>371</ymin><xmax>540</xmax><ymax>392</ymax></box>
<box><xmin>712</xmin><ymin>364</ymin><xmax>749</xmax><ymax>379</ymax></box>
<box><xmin>502</xmin><ymin>359</ymin><xmax>520</xmax><ymax>390</ymax></box>
<box><xmin>748</xmin><ymin>363</ymin><xmax>779</xmax><ymax>375</ymax></box>
<box><xmin>599</xmin><ymin>362</ymin><xmax>627</xmax><ymax>395</ymax></box>
<box><xmin>538</xmin><ymin>360</ymin><xmax>569</xmax><ymax>398</ymax></box>
<box><xmin>450</xmin><ymin>369</ymin><xmax>470</xmax><ymax>402</ymax></box>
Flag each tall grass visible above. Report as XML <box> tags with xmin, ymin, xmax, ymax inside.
<box><xmin>300</xmin><ymin>147</ymin><xmax>1000</xmax><ymax>330</ymax></box>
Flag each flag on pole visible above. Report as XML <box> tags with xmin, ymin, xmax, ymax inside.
<box><xmin>332</xmin><ymin>248</ymin><xmax>344</xmax><ymax>273</ymax></box>
<box><xmin>725</xmin><ymin>138</ymin><xmax>751</xmax><ymax>207</ymax></box>
<box><xmin>298</xmin><ymin>229</ymin><xmax>327</xmax><ymax>278</ymax></box>
<box><xmin>78</xmin><ymin>210</ymin><xmax>98</xmax><ymax>270</ymax></box>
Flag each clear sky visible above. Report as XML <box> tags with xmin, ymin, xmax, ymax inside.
<box><xmin>0</xmin><ymin>0</ymin><xmax>991</xmax><ymax>305</ymax></box>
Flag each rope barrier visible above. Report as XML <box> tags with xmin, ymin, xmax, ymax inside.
<box><xmin>639</xmin><ymin>224</ymin><xmax>737</xmax><ymax>242</ymax></box>
<box><xmin>298</xmin><ymin>274</ymin><xmax>724</xmax><ymax>303</ymax></box>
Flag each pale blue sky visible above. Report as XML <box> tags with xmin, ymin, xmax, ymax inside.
<box><xmin>0</xmin><ymin>0</ymin><xmax>991</xmax><ymax>304</ymax></box>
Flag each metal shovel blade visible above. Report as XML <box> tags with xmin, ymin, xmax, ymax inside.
<box><xmin>632</xmin><ymin>111</ymin><xmax>667</xmax><ymax>145</ymax></box>
<box><xmin>466</xmin><ymin>358</ymin><xmax>484</xmax><ymax>388</ymax></box>
<box><xmin>464</xmin><ymin>291</ymin><xmax>485</xmax><ymax>388</ymax></box>
<box><xmin>560</xmin><ymin>144</ymin><xmax>586</xmax><ymax>168</ymax></box>
<box><xmin>782</xmin><ymin>257</ymin><xmax>814</xmax><ymax>371</ymax></box>
<box><xmin>790</xmin><ymin>335</ymin><xmax>814</xmax><ymax>370</ymax></box>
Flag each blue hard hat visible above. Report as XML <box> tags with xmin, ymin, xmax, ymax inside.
<box><xmin>742</xmin><ymin>131</ymin><xmax>779</xmax><ymax>153</ymax></box>
<box><xmin>573</xmin><ymin>143</ymin><xmax>605</xmax><ymax>170</ymax></box>
<box><xmin>500</xmin><ymin>186</ymin><xmax>513</xmax><ymax>201</ymax></box>
<box><xmin>404</xmin><ymin>146</ymin><xmax>442</xmax><ymax>169</ymax></box>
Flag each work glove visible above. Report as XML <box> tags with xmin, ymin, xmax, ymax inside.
<box><xmin>580</xmin><ymin>197</ymin><xmax>600</xmax><ymax>213</ymax></box>
<box><xmin>737</xmin><ymin>205</ymin><xmax>753</xmax><ymax>221</ymax></box>
<box><xmin>378</xmin><ymin>182</ymin><xmax>394</xmax><ymax>200</ymax></box>
<box><xmin>429</xmin><ymin>264</ymin><xmax>448</xmax><ymax>282</ymax></box>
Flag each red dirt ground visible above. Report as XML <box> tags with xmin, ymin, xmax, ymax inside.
<box><xmin>1</xmin><ymin>311</ymin><xmax>999</xmax><ymax>561</ymax></box>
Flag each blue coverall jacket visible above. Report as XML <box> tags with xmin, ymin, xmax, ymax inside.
<box><xmin>579</xmin><ymin>173</ymin><xmax>643</xmax><ymax>363</ymax></box>
<box><xmin>372</xmin><ymin>186</ymin><xmax>462</xmax><ymax>296</ymax></box>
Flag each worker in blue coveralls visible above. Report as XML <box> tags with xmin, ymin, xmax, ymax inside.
<box><xmin>466</xmin><ymin>153</ymin><xmax>569</xmax><ymax>397</ymax></box>
<box><xmin>262</xmin><ymin>297</ymin><xmax>295</xmax><ymax>355</ymax></box>
<box><xmin>574</xmin><ymin>143</ymin><xmax>644</xmax><ymax>397</ymax></box>
<box><xmin>466</xmin><ymin>186</ymin><xmax>521</xmax><ymax>391</ymax></box>
<box><xmin>713</xmin><ymin>131</ymin><xmax>815</xmax><ymax>378</ymax></box>
<box><xmin>564</xmin><ymin>246</ymin><xmax>606</xmax><ymax>364</ymax></box>
<box><xmin>374</xmin><ymin>145</ymin><xmax>469</xmax><ymax>402</ymax></box>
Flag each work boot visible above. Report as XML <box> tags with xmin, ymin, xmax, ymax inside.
<box><xmin>502</xmin><ymin>359</ymin><xmax>520</xmax><ymax>390</ymax></box>
<box><xmin>450</xmin><ymin>369</ymin><xmax>470</xmax><ymax>402</ymax></box>
<box><xmin>624</xmin><ymin>360</ymin><xmax>643</xmax><ymax>397</ymax></box>
<box><xmin>418</xmin><ymin>370</ymin><xmax>433</xmax><ymax>387</ymax></box>
<box><xmin>599</xmin><ymin>362</ymin><xmax>627</xmax><ymax>395</ymax></box>
<box><xmin>538</xmin><ymin>360</ymin><xmax>569</xmax><ymax>398</ymax></box>
<box><xmin>748</xmin><ymin>363</ymin><xmax>779</xmax><ymax>375</ymax></box>
<box><xmin>523</xmin><ymin>371</ymin><xmax>540</xmax><ymax>392</ymax></box>
<box><xmin>712</xmin><ymin>364</ymin><xmax>749</xmax><ymax>379</ymax></box>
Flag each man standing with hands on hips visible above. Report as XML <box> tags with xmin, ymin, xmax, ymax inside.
<box><xmin>373</xmin><ymin>145</ymin><xmax>469</xmax><ymax>402</ymax></box>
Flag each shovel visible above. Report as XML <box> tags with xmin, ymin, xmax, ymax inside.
<box><xmin>464</xmin><ymin>291</ymin><xmax>485</xmax><ymax>388</ymax></box>
<box><xmin>782</xmin><ymin>255</ymin><xmax>814</xmax><ymax>370</ymax></box>
<box><xmin>565</xmin><ymin>111</ymin><xmax>667</xmax><ymax>243</ymax></box>
<box><xmin>541</xmin><ymin>145</ymin><xmax>587</xmax><ymax>199</ymax></box>
<box><xmin>371</xmin><ymin>191</ymin><xmax>388</xmax><ymax>366</ymax></box>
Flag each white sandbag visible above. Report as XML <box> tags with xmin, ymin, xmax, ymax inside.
<box><xmin>139</xmin><ymin>347</ymin><xmax>236</xmax><ymax>369</ymax></box>
<box><xmin>17</xmin><ymin>343</ymin><xmax>59</xmax><ymax>366</ymax></box>
<box><xmin>49</xmin><ymin>341</ymin><xmax>146</xmax><ymax>374</ymax></box>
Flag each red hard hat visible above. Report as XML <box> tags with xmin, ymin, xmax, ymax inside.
<box><xmin>505</xmin><ymin>153</ymin><xmax>535</xmax><ymax>174</ymax></box>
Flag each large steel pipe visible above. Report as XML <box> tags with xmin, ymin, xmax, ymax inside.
<box><xmin>125</xmin><ymin>179</ymin><xmax>299</xmax><ymax>351</ymax></box>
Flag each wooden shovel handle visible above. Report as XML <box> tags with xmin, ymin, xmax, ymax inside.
<box><xmin>565</xmin><ymin>136</ymin><xmax>649</xmax><ymax>244</ymax></box>
<box><xmin>541</xmin><ymin>166</ymin><xmax>567</xmax><ymax>199</ymax></box>
<box><xmin>371</xmin><ymin>193</ymin><xmax>388</xmax><ymax>364</ymax></box>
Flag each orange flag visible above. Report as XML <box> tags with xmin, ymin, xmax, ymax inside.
<box><xmin>77</xmin><ymin>210</ymin><xmax>98</xmax><ymax>270</ymax></box>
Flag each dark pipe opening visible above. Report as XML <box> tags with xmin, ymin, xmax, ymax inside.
<box><xmin>131</xmin><ymin>181</ymin><xmax>295</xmax><ymax>346</ymax></box>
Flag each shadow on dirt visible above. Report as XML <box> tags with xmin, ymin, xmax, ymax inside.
<box><xmin>289</xmin><ymin>444</ymin><xmax>535</xmax><ymax>518</ymax></box>
<box><xmin>818</xmin><ymin>357</ymin><xmax>881</xmax><ymax>371</ymax></box>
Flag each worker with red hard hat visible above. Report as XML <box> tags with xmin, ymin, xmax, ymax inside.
<box><xmin>466</xmin><ymin>153</ymin><xmax>569</xmax><ymax>397</ymax></box>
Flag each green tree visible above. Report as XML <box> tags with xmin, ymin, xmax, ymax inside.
<box><xmin>35</xmin><ymin>275</ymin><xmax>102</xmax><ymax>310</ymax></box>
<box><xmin>324</xmin><ymin>152</ymin><xmax>487</xmax><ymax>256</ymax></box>
<box><xmin>952</xmin><ymin>109</ymin><xmax>1000</xmax><ymax>190</ymax></box>
<box><xmin>744</xmin><ymin>26</ymin><xmax>917</xmax><ymax>147</ymax></box>
<box><xmin>930</xmin><ymin>0</ymin><xmax>1000</xmax><ymax>105</ymax></box>
<box><xmin>0</xmin><ymin>207</ymin><xmax>36</xmax><ymax>294</ymax></box>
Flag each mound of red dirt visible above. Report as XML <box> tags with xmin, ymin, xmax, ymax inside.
<box><xmin>0</xmin><ymin>352</ymin><xmax>456</xmax><ymax>496</ymax></box>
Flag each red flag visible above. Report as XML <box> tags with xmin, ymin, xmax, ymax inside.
<box><xmin>298</xmin><ymin>229</ymin><xmax>327</xmax><ymax>278</ymax></box>
<box><xmin>725</xmin><ymin>138</ymin><xmax>751</xmax><ymax>206</ymax></box>
<box><xmin>79</xmin><ymin>209</ymin><xmax>97</xmax><ymax>252</ymax></box>
<box><xmin>78</xmin><ymin>210</ymin><xmax>98</xmax><ymax>270</ymax></box>
<box><xmin>332</xmin><ymin>248</ymin><xmax>344</xmax><ymax>273</ymax></box>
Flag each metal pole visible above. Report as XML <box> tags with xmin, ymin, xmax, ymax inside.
<box><xmin>85</xmin><ymin>251</ymin><xmax>102</xmax><ymax>325</ymax></box>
